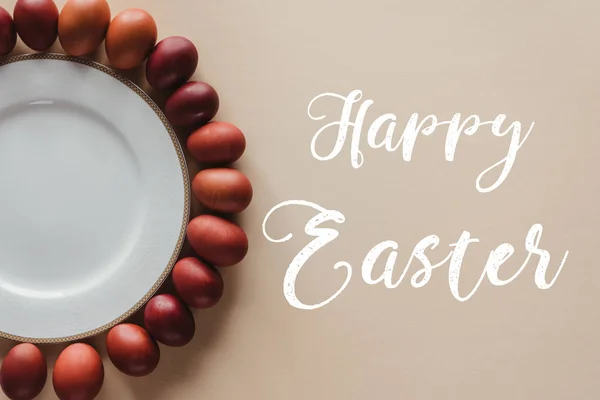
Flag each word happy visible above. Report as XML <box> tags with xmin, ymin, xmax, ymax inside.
<box><xmin>307</xmin><ymin>90</ymin><xmax>536</xmax><ymax>193</ymax></box>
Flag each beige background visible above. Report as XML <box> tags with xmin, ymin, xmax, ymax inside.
<box><xmin>0</xmin><ymin>0</ymin><xmax>598</xmax><ymax>398</ymax></box>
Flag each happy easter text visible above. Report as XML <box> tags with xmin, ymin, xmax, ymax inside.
<box><xmin>262</xmin><ymin>90</ymin><xmax>569</xmax><ymax>310</ymax></box>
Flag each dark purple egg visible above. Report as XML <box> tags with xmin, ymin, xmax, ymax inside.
<box><xmin>144</xmin><ymin>294</ymin><xmax>195</xmax><ymax>347</ymax></box>
<box><xmin>14</xmin><ymin>0</ymin><xmax>59</xmax><ymax>51</ymax></box>
<box><xmin>0</xmin><ymin>7</ymin><xmax>16</xmax><ymax>56</ymax></box>
<box><xmin>0</xmin><ymin>343</ymin><xmax>47</xmax><ymax>400</ymax></box>
<box><xmin>146</xmin><ymin>36</ymin><xmax>198</xmax><ymax>91</ymax></box>
<box><xmin>164</xmin><ymin>81</ymin><xmax>219</xmax><ymax>128</ymax></box>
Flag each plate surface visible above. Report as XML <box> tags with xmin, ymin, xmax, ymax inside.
<box><xmin>0</xmin><ymin>54</ymin><xmax>189</xmax><ymax>343</ymax></box>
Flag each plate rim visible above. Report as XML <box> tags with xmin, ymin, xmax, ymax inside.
<box><xmin>0</xmin><ymin>53</ymin><xmax>191</xmax><ymax>344</ymax></box>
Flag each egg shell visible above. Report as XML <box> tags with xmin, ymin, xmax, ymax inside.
<box><xmin>0</xmin><ymin>343</ymin><xmax>46</xmax><ymax>400</ymax></box>
<box><xmin>13</xmin><ymin>0</ymin><xmax>59</xmax><ymax>51</ymax></box>
<box><xmin>146</xmin><ymin>36</ymin><xmax>198</xmax><ymax>91</ymax></box>
<box><xmin>192</xmin><ymin>168</ymin><xmax>253</xmax><ymax>214</ymax></box>
<box><xmin>105</xmin><ymin>8</ymin><xmax>157</xmax><ymax>70</ymax></box>
<box><xmin>164</xmin><ymin>81</ymin><xmax>219</xmax><ymax>128</ymax></box>
<box><xmin>53</xmin><ymin>343</ymin><xmax>103</xmax><ymax>400</ymax></box>
<box><xmin>187</xmin><ymin>121</ymin><xmax>246</xmax><ymax>165</ymax></box>
<box><xmin>172</xmin><ymin>257</ymin><xmax>224</xmax><ymax>309</ymax></box>
<box><xmin>106</xmin><ymin>323</ymin><xmax>160</xmax><ymax>377</ymax></box>
<box><xmin>0</xmin><ymin>7</ymin><xmax>16</xmax><ymax>56</ymax></box>
<box><xmin>58</xmin><ymin>0</ymin><xmax>111</xmax><ymax>56</ymax></box>
<box><xmin>144</xmin><ymin>294</ymin><xmax>195</xmax><ymax>347</ymax></box>
<box><xmin>187</xmin><ymin>215</ymin><xmax>248</xmax><ymax>267</ymax></box>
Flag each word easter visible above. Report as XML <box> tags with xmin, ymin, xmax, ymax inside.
<box><xmin>307</xmin><ymin>90</ymin><xmax>536</xmax><ymax>193</ymax></box>
<box><xmin>262</xmin><ymin>200</ymin><xmax>570</xmax><ymax>310</ymax></box>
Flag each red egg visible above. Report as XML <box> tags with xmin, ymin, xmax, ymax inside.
<box><xmin>187</xmin><ymin>121</ymin><xmax>246</xmax><ymax>165</ymax></box>
<box><xmin>144</xmin><ymin>294</ymin><xmax>195</xmax><ymax>347</ymax></box>
<box><xmin>164</xmin><ymin>81</ymin><xmax>219</xmax><ymax>128</ymax></box>
<box><xmin>172</xmin><ymin>257</ymin><xmax>224</xmax><ymax>309</ymax></box>
<box><xmin>0</xmin><ymin>7</ymin><xmax>16</xmax><ymax>56</ymax></box>
<box><xmin>53</xmin><ymin>343</ymin><xmax>103</xmax><ymax>400</ymax></box>
<box><xmin>187</xmin><ymin>215</ymin><xmax>248</xmax><ymax>267</ymax></box>
<box><xmin>13</xmin><ymin>0</ymin><xmax>59</xmax><ymax>51</ymax></box>
<box><xmin>0</xmin><ymin>343</ymin><xmax>46</xmax><ymax>400</ymax></box>
<box><xmin>146</xmin><ymin>36</ymin><xmax>198</xmax><ymax>91</ymax></box>
<box><xmin>192</xmin><ymin>168</ymin><xmax>253</xmax><ymax>214</ymax></box>
<box><xmin>106</xmin><ymin>323</ymin><xmax>160</xmax><ymax>377</ymax></box>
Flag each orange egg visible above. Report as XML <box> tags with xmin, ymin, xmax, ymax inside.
<box><xmin>53</xmin><ymin>343</ymin><xmax>103</xmax><ymax>400</ymax></box>
<box><xmin>58</xmin><ymin>0</ymin><xmax>111</xmax><ymax>56</ymax></box>
<box><xmin>187</xmin><ymin>121</ymin><xmax>246</xmax><ymax>165</ymax></box>
<box><xmin>192</xmin><ymin>168</ymin><xmax>253</xmax><ymax>214</ymax></box>
<box><xmin>187</xmin><ymin>215</ymin><xmax>248</xmax><ymax>267</ymax></box>
<box><xmin>105</xmin><ymin>8</ymin><xmax>157</xmax><ymax>70</ymax></box>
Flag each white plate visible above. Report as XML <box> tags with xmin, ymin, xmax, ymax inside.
<box><xmin>0</xmin><ymin>54</ymin><xmax>189</xmax><ymax>343</ymax></box>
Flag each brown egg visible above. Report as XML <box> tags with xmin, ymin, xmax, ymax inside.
<box><xmin>0</xmin><ymin>343</ymin><xmax>46</xmax><ymax>400</ymax></box>
<box><xmin>13</xmin><ymin>0</ymin><xmax>59</xmax><ymax>51</ymax></box>
<box><xmin>53</xmin><ymin>343</ymin><xmax>103</xmax><ymax>400</ymax></box>
<box><xmin>187</xmin><ymin>215</ymin><xmax>248</xmax><ymax>267</ymax></box>
<box><xmin>172</xmin><ymin>257</ymin><xmax>224</xmax><ymax>309</ymax></box>
<box><xmin>105</xmin><ymin>8</ymin><xmax>157</xmax><ymax>70</ymax></box>
<box><xmin>106</xmin><ymin>323</ymin><xmax>159</xmax><ymax>377</ymax></box>
<box><xmin>58</xmin><ymin>0</ymin><xmax>110</xmax><ymax>56</ymax></box>
<box><xmin>144</xmin><ymin>294</ymin><xmax>195</xmax><ymax>347</ymax></box>
<box><xmin>187</xmin><ymin>121</ymin><xmax>246</xmax><ymax>165</ymax></box>
<box><xmin>192</xmin><ymin>168</ymin><xmax>253</xmax><ymax>214</ymax></box>
<box><xmin>0</xmin><ymin>7</ymin><xmax>16</xmax><ymax>56</ymax></box>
